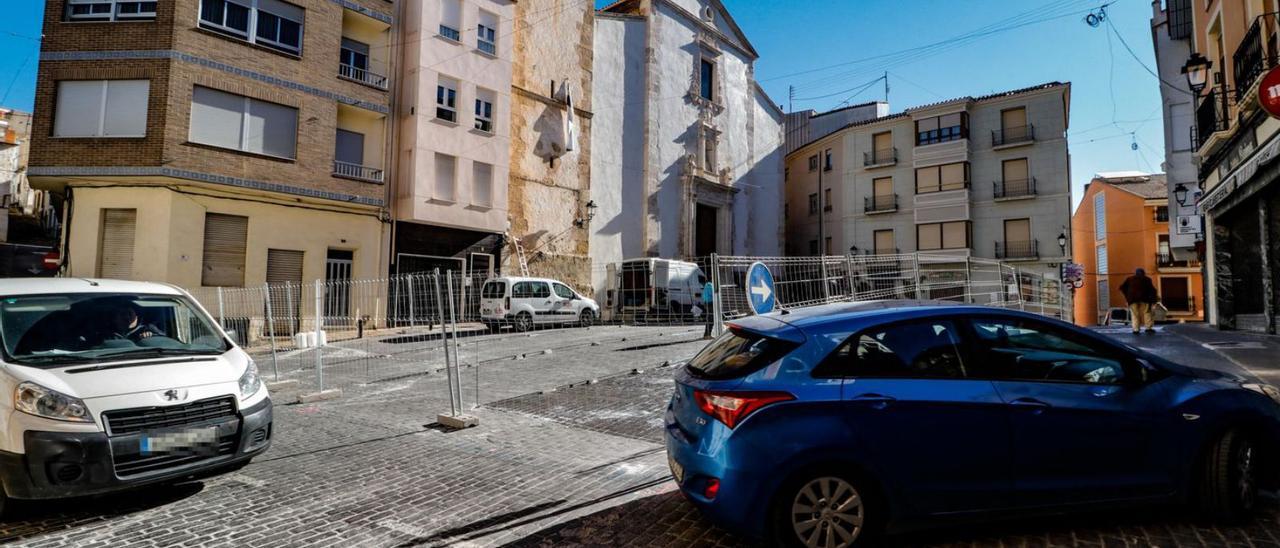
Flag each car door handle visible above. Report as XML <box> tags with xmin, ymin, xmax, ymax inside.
<box><xmin>851</xmin><ymin>393</ymin><xmax>896</xmax><ymax>409</ymax></box>
<box><xmin>1009</xmin><ymin>397</ymin><xmax>1050</xmax><ymax>409</ymax></box>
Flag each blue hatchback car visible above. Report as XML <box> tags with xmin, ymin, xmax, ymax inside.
<box><xmin>664</xmin><ymin>301</ymin><xmax>1280</xmax><ymax>547</ymax></box>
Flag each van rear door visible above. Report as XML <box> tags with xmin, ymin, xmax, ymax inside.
<box><xmin>654</xmin><ymin>261</ymin><xmax>671</xmax><ymax>310</ymax></box>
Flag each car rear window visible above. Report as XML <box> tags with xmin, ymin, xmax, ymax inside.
<box><xmin>686</xmin><ymin>327</ymin><xmax>798</xmax><ymax>380</ymax></box>
<box><xmin>482</xmin><ymin>281</ymin><xmax>505</xmax><ymax>299</ymax></box>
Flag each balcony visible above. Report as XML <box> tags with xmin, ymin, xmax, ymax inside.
<box><xmin>338</xmin><ymin>62</ymin><xmax>388</xmax><ymax>90</ymax></box>
<box><xmin>333</xmin><ymin>161</ymin><xmax>383</xmax><ymax>183</ymax></box>
<box><xmin>992</xmin><ymin>124</ymin><xmax>1034</xmax><ymax>148</ymax></box>
<box><xmin>1232</xmin><ymin>13</ymin><xmax>1279</xmax><ymax>102</ymax></box>
<box><xmin>995</xmin><ymin>240</ymin><xmax>1038</xmax><ymax>260</ymax></box>
<box><xmin>1194</xmin><ymin>87</ymin><xmax>1229</xmax><ymax>151</ymax></box>
<box><xmin>864</xmin><ymin>194</ymin><xmax>898</xmax><ymax>214</ymax></box>
<box><xmin>1156</xmin><ymin>252</ymin><xmax>1201</xmax><ymax>269</ymax></box>
<box><xmin>863</xmin><ymin>148</ymin><xmax>897</xmax><ymax>168</ymax></box>
<box><xmin>993</xmin><ymin>178</ymin><xmax>1036</xmax><ymax>200</ymax></box>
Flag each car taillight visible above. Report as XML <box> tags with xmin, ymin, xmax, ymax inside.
<box><xmin>693</xmin><ymin>390</ymin><xmax>794</xmax><ymax>429</ymax></box>
<box><xmin>703</xmin><ymin>478</ymin><xmax>720</xmax><ymax>499</ymax></box>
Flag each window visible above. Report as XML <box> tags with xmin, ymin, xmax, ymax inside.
<box><xmin>201</xmin><ymin>213</ymin><xmax>248</xmax><ymax>287</ymax></box>
<box><xmin>553</xmin><ymin>283</ymin><xmax>575</xmax><ymax>299</ymax></box>
<box><xmin>700</xmin><ymin>58</ymin><xmax>715</xmax><ymax>101</ymax></box>
<box><xmin>809</xmin><ymin>240</ymin><xmax>818</xmax><ymax>255</ymax></box>
<box><xmin>199</xmin><ymin>0</ymin><xmax>304</xmax><ymax>55</ymax></box>
<box><xmin>807</xmin><ymin>154</ymin><xmax>818</xmax><ymax>172</ymax></box>
<box><xmin>823</xmin><ymin>188</ymin><xmax>832</xmax><ymax>212</ymax></box>
<box><xmin>999</xmin><ymin>107</ymin><xmax>1028</xmax><ymax>137</ymax></box>
<box><xmin>808</xmin><ymin>193</ymin><xmax>818</xmax><ymax>215</ymax></box>
<box><xmin>439</xmin><ymin>0</ymin><xmax>461</xmax><ymax>41</ymax></box>
<box><xmin>67</xmin><ymin>0</ymin><xmax>156</xmax><ymax>21</ymax></box>
<box><xmin>1096</xmin><ymin>244</ymin><xmax>1108</xmax><ymax>276</ymax></box>
<box><xmin>472</xmin><ymin>161</ymin><xmax>493</xmax><ymax>207</ymax></box>
<box><xmin>917</xmin><ymin>221</ymin><xmax>968</xmax><ymax>251</ymax></box>
<box><xmin>513</xmin><ymin>281</ymin><xmax>550</xmax><ymax>299</ymax></box>
<box><xmin>968</xmin><ymin>318</ymin><xmax>1125</xmax><ymax>384</ymax></box>
<box><xmin>474</xmin><ymin>88</ymin><xmax>495</xmax><ymax>133</ymax></box>
<box><xmin>482</xmin><ymin>281</ymin><xmax>506</xmax><ymax>299</ymax></box>
<box><xmin>702</xmin><ymin>132</ymin><xmax>717</xmax><ymax>172</ymax></box>
<box><xmin>1097</xmin><ymin>279</ymin><xmax>1110</xmax><ymax>314</ymax></box>
<box><xmin>824</xmin><ymin>237</ymin><xmax>833</xmax><ymax>255</ymax></box>
<box><xmin>872</xmin><ymin>131</ymin><xmax>892</xmax><ymax>157</ymax></box>
<box><xmin>477</xmin><ymin>10</ymin><xmax>497</xmax><ymax>55</ymax></box>
<box><xmin>334</xmin><ymin>129</ymin><xmax>364</xmax><ymax>166</ymax></box>
<box><xmin>190</xmin><ymin>86</ymin><xmax>298</xmax><ymax>159</ymax></box>
<box><xmin>1155</xmin><ymin>205</ymin><xmax>1169</xmax><ymax>223</ymax></box>
<box><xmin>817</xmin><ymin>320</ymin><xmax>967</xmax><ymax>378</ymax></box>
<box><xmin>872</xmin><ymin>177</ymin><xmax>893</xmax><ymax>206</ymax></box>
<box><xmin>916</xmin><ymin>112</ymin><xmax>967</xmax><ymax>145</ymax></box>
<box><xmin>97</xmin><ymin>208</ymin><xmax>136</xmax><ymax>279</ymax></box>
<box><xmin>1093</xmin><ymin>193</ymin><xmax>1106</xmax><ymax>239</ymax></box>
<box><xmin>823</xmin><ymin>149</ymin><xmax>833</xmax><ymax>171</ymax></box>
<box><xmin>434</xmin><ymin>153</ymin><xmax>456</xmax><ymax>202</ymax></box>
<box><xmin>686</xmin><ymin>328</ymin><xmax>799</xmax><ymax>380</ymax></box>
<box><xmin>914</xmin><ymin>162</ymin><xmax>969</xmax><ymax>193</ymax></box>
<box><xmin>54</xmin><ymin>80</ymin><xmax>149</xmax><ymax>138</ymax></box>
<box><xmin>436</xmin><ymin>77</ymin><xmax>458</xmax><ymax>123</ymax></box>
<box><xmin>340</xmin><ymin>38</ymin><xmax>370</xmax><ymax>72</ymax></box>
<box><xmin>874</xmin><ymin>229</ymin><xmax>894</xmax><ymax>254</ymax></box>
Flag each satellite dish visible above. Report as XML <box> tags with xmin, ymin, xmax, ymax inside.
<box><xmin>702</xmin><ymin>6</ymin><xmax>714</xmax><ymax>22</ymax></box>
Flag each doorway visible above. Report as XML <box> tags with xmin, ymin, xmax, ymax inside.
<box><xmin>695</xmin><ymin>203</ymin><xmax>718</xmax><ymax>259</ymax></box>
<box><xmin>1161</xmin><ymin>276</ymin><xmax>1190</xmax><ymax>312</ymax></box>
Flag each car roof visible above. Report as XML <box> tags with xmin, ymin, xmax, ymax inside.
<box><xmin>487</xmin><ymin>276</ymin><xmax>563</xmax><ymax>284</ymax></box>
<box><xmin>0</xmin><ymin>278</ymin><xmax>185</xmax><ymax>297</ymax></box>
<box><xmin>733</xmin><ymin>299</ymin><xmax>1049</xmax><ymax>335</ymax></box>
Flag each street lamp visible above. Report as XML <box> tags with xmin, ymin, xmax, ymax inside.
<box><xmin>1174</xmin><ymin>183</ymin><xmax>1190</xmax><ymax>207</ymax></box>
<box><xmin>1181</xmin><ymin>53</ymin><xmax>1212</xmax><ymax>94</ymax></box>
<box><xmin>1057</xmin><ymin>231</ymin><xmax>1068</xmax><ymax>255</ymax></box>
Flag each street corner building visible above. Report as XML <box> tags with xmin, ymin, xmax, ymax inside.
<box><xmin>589</xmin><ymin>0</ymin><xmax>786</xmax><ymax>291</ymax></box>
<box><xmin>29</xmin><ymin>0</ymin><xmax>395</xmax><ymax>288</ymax></box>
<box><xmin>1169</xmin><ymin>0</ymin><xmax>1280</xmax><ymax>333</ymax></box>
<box><xmin>1071</xmin><ymin>172</ymin><xmax>1204</xmax><ymax>327</ymax></box>
<box><xmin>782</xmin><ymin>82</ymin><xmax>1073</xmax><ymax>284</ymax></box>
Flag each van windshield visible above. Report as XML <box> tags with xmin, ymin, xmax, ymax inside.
<box><xmin>0</xmin><ymin>293</ymin><xmax>230</xmax><ymax>367</ymax></box>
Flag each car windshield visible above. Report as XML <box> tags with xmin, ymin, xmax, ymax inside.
<box><xmin>0</xmin><ymin>293</ymin><xmax>230</xmax><ymax>367</ymax></box>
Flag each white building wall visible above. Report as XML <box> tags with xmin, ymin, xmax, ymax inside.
<box><xmin>1151</xmin><ymin>1</ymin><xmax>1200</xmax><ymax>256</ymax></box>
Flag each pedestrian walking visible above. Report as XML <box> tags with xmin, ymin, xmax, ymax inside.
<box><xmin>702</xmin><ymin>280</ymin><xmax>715</xmax><ymax>339</ymax></box>
<box><xmin>1119</xmin><ymin>268</ymin><xmax>1159</xmax><ymax>334</ymax></box>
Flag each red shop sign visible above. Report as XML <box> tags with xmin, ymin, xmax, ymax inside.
<box><xmin>1261</xmin><ymin>65</ymin><xmax>1280</xmax><ymax>118</ymax></box>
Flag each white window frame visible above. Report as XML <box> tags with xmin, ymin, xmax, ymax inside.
<box><xmin>437</xmin><ymin>77</ymin><xmax>459</xmax><ymax>123</ymax></box>
<box><xmin>476</xmin><ymin>13</ymin><xmax>497</xmax><ymax>55</ymax></box>
<box><xmin>434</xmin><ymin>153</ymin><xmax>457</xmax><ymax>202</ymax></box>
<box><xmin>198</xmin><ymin>0</ymin><xmax>305</xmax><ymax>56</ymax></box>
<box><xmin>189</xmin><ymin>86</ymin><xmax>299</xmax><ymax>160</ymax></box>
<box><xmin>53</xmin><ymin>80</ymin><xmax>150</xmax><ymax>138</ymax></box>
<box><xmin>474</xmin><ymin>89</ymin><xmax>494</xmax><ymax>133</ymax></box>
<box><xmin>1094</xmin><ymin>193</ymin><xmax>1107</xmax><ymax>240</ymax></box>
<box><xmin>472</xmin><ymin>161</ymin><xmax>494</xmax><ymax>208</ymax></box>
<box><xmin>67</xmin><ymin>0</ymin><xmax>157</xmax><ymax>21</ymax></box>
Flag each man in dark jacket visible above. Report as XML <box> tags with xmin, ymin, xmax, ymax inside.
<box><xmin>1119</xmin><ymin>268</ymin><xmax>1159</xmax><ymax>334</ymax></box>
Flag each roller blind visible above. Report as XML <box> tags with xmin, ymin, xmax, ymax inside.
<box><xmin>918</xmin><ymin>224</ymin><xmax>941</xmax><ymax>250</ymax></box>
<box><xmin>874</xmin><ymin>230</ymin><xmax>894</xmax><ymax>253</ymax></box>
<box><xmin>54</xmin><ymin>80</ymin><xmax>149</xmax><ymax>137</ymax></box>
<box><xmin>98</xmin><ymin>209</ymin><xmax>136</xmax><ymax>279</ymax></box>
<box><xmin>1003</xmin><ymin>158</ymin><xmax>1028</xmax><ymax>181</ymax></box>
<box><xmin>190</xmin><ymin>86</ymin><xmax>297</xmax><ymax>159</ymax></box>
<box><xmin>1001</xmin><ymin>107</ymin><xmax>1027</xmax><ymax>130</ymax></box>
<box><xmin>873</xmin><ymin>177</ymin><xmax>892</xmax><ymax>197</ymax></box>
<box><xmin>435</xmin><ymin>153</ymin><xmax>456</xmax><ymax>201</ymax></box>
<box><xmin>873</xmin><ymin>132</ymin><xmax>891</xmax><ymax>151</ymax></box>
<box><xmin>202</xmin><ymin>213</ymin><xmax>248</xmax><ymax>287</ymax></box>
<box><xmin>941</xmin><ymin>221</ymin><xmax>967</xmax><ymax>249</ymax></box>
<box><xmin>473</xmin><ymin>161</ymin><xmax>493</xmax><ymax>207</ymax></box>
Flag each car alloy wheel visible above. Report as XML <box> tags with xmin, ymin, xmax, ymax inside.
<box><xmin>1238</xmin><ymin>442</ymin><xmax>1257</xmax><ymax>512</ymax></box>
<box><xmin>514</xmin><ymin>313</ymin><xmax>533</xmax><ymax>332</ymax></box>
<box><xmin>791</xmin><ymin>476</ymin><xmax>863</xmax><ymax>548</ymax></box>
<box><xmin>579</xmin><ymin>310</ymin><xmax>595</xmax><ymax>327</ymax></box>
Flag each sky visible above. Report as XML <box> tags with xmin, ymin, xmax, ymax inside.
<box><xmin>0</xmin><ymin>0</ymin><xmax>1166</xmax><ymax>212</ymax></box>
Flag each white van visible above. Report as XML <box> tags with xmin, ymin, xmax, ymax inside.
<box><xmin>615</xmin><ymin>258</ymin><xmax>707</xmax><ymax>318</ymax></box>
<box><xmin>479</xmin><ymin>277</ymin><xmax>600</xmax><ymax>332</ymax></box>
<box><xmin>0</xmin><ymin>279</ymin><xmax>272</xmax><ymax>512</ymax></box>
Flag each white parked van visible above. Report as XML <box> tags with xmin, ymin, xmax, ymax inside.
<box><xmin>479</xmin><ymin>277</ymin><xmax>600</xmax><ymax>332</ymax></box>
<box><xmin>614</xmin><ymin>258</ymin><xmax>707</xmax><ymax>318</ymax></box>
<box><xmin>0</xmin><ymin>279</ymin><xmax>272</xmax><ymax>511</ymax></box>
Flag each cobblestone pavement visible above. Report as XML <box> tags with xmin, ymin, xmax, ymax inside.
<box><xmin>5</xmin><ymin>322</ymin><xmax>1280</xmax><ymax>547</ymax></box>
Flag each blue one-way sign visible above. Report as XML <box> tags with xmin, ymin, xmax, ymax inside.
<box><xmin>746</xmin><ymin>261</ymin><xmax>776</xmax><ymax>315</ymax></box>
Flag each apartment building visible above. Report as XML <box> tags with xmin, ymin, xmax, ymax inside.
<box><xmin>1181</xmin><ymin>0</ymin><xmax>1280</xmax><ymax>332</ymax></box>
<box><xmin>784</xmin><ymin>82</ymin><xmax>1073</xmax><ymax>281</ymax></box>
<box><xmin>29</xmin><ymin>0</ymin><xmax>395</xmax><ymax>289</ymax></box>
<box><xmin>591</xmin><ymin>0</ymin><xmax>785</xmax><ymax>287</ymax></box>
<box><xmin>0</xmin><ymin>108</ymin><xmax>56</xmax><ymax>242</ymax></box>
<box><xmin>393</xmin><ymin>0</ymin><xmax>512</xmax><ymax>278</ymax></box>
<box><xmin>1072</xmin><ymin>172</ymin><xmax>1204</xmax><ymax>326</ymax></box>
<box><xmin>1150</xmin><ymin>0</ymin><xmax>1202</xmax><ymax>265</ymax></box>
<box><xmin>506</xmin><ymin>0</ymin><xmax>595</xmax><ymax>289</ymax></box>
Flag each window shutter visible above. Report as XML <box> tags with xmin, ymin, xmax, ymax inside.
<box><xmin>1001</xmin><ymin>108</ymin><xmax>1027</xmax><ymax>130</ymax></box>
<box><xmin>473</xmin><ymin>161</ymin><xmax>493</xmax><ymax>207</ymax></box>
<box><xmin>874</xmin><ymin>230</ymin><xmax>894</xmax><ymax>253</ymax></box>
<box><xmin>1002</xmin><ymin>158</ymin><xmax>1028</xmax><ymax>181</ymax></box>
<box><xmin>103</xmin><ymin>80</ymin><xmax>149</xmax><ymax>136</ymax></box>
<box><xmin>97</xmin><ymin>208</ymin><xmax>136</xmax><ymax>279</ymax></box>
<box><xmin>873</xmin><ymin>132</ymin><xmax>891</xmax><ymax>151</ymax></box>
<box><xmin>266</xmin><ymin>248</ymin><xmax>304</xmax><ymax>334</ymax></box>
<box><xmin>54</xmin><ymin>81</ymin><xmax>106</xmax><ymax>137</ymax></box>
<box><xmin>245</xmin><ymin>98</ymin><xmax>298</xmax><ymax>158</ymax></box>
<box><xmin>335</xmin><ymin>129</ymin><xmax>365</xmax><ymax>165</ymax></box>
<box><xmin>191</xmin><ymin>86</ymin><xmax>246</xmax><ymax>150</ymax></box>
<box><xmin>435</xmin><ymin>153</ymin><xmax>456</xmax><ymax>201</ymax></box>
<box><xmin>202</xmin><ymin>213</ymin><xmax>249</xmax><ymax>287</ymax></box>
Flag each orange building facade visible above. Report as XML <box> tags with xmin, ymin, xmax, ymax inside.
<box><xmin>1072</xmin><ymin>173</ymin><xmax>1204</xmax><ymax>326</ymax></box>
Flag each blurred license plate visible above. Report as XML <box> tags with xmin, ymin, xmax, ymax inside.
<box><xmin>481</xmin><ymin>308</ymin><xmax>492</xmax><ymax>314</ymax></box>
<box><xmin>140</xmin><ymin>427</ymin><xmax>218</xmax><ymax>455</ymax></box>
<box><xmin>668</xmin><ymin>454</ymin><xmax>684</xmax><ymax>484</ymax></box>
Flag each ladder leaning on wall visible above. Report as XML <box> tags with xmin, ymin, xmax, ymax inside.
<box><xmin>505</xmin><ymin>232</ymin><xmax>530</xmax><ymax>276</ymax></box>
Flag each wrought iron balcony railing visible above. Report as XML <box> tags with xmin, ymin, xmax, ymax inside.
<box><xmin>863</xmin><ymin>148</ymin><xmax>897</xmax><ymax>167</ymax></box>
<box><xmin>1194</xmin><ymin>87</ymin><xmax>1229</xmax><ymax>150</ymax></box>
<box><xmin>864</xmin><ymin>194</ymin><xmax>898</xmax><ymax>213</ymax></box>
<box><xmin>992</xmin><ymin>124</ymin><xmax>1034</xmax><ymax>147</ymax></box>
<box><xmin>993</xmin><ymin>177</ymin><xmax>1036</xmax><ymax>199</ymax></box>
<box><xmin>1233</xmin><ymin>13</ymin><xmax>1279</xmax><ymax>101</ymax></box>
<box><xmin>333</xmin><ymin>161</ymin><xmax>384</xmax><ymax>183</ymax></box>
<box><xmin>995</xmin><ymin>240</ymin><xmax>1038</xmax><ymax>260</ymax></box>
<box><xmin>1156</xmin><ymin>252</ymin><xmax>1201</xmax><ymax>268</ymax></box>
<box><xmin>338</xmin><ymin>63</ymin><xmax>388</xmax><ymax>90</ymax></box>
